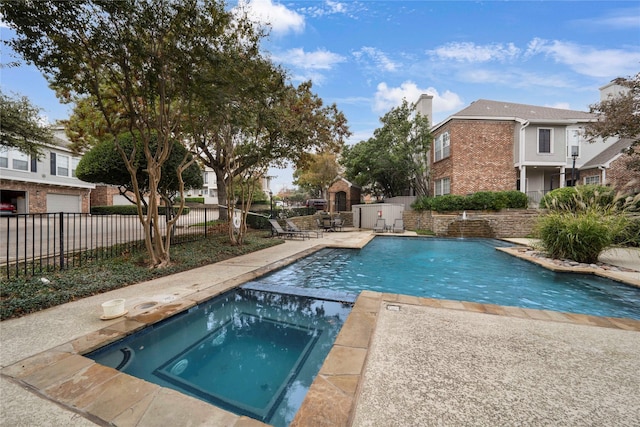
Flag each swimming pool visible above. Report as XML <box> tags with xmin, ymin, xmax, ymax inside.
<box><xmin>245</xmin><ymin>237</ymin><xmax>640</xmax><ymax>320</ymax></box>
<box><xmin>87</xmin><ymin>288</ymin><xmax>352</xmax><ymax>427</ymax></box>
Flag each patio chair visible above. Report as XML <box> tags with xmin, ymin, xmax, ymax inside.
<box><xmin>392</xmin><ymin>219</ymin><xmax>404</xmax><ymax>233</ymax></box>
<box><xmin>268</xmin><ymin>219</ymin><xmax>309</xmax><ymax>240</ymax></box>
<box><xmin>285</xmin><ymin>218</ymin><xmax>323</xmax><ymax>238</ymax></box>
<box><xmin>332</xmin><ymin>216</ymin><xmax>344</xmax><ymax>231</ymax></box>
<box><xmin>373</xmin><ymin>218</ymin><xmax>386</xmax><ymax>233</ymax></box>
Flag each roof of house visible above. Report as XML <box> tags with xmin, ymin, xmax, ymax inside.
<box><xmin>446</xmin><ymin>99</ymin><xmax>596</xmax><ymax>122</ymax></box>
<box><xmin>581</xmin><ymin>138</ymin><xmax>634</xmax><ymax>169</ymax></box>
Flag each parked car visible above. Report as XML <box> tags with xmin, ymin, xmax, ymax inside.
<box><xmin>0</xmin><ymin>202</ymin><xmax>17</xmax><ymax>216</ymax></box>
<box><xmin>305</xmin><ymin>199</ymin><xmax>327</xmax><ymax>210</ymax></box>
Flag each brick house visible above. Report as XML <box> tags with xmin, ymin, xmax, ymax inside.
<box><xmin>1</xmin><ymin>126</ymin><xmax>94</xmax><ymax>213</ymax></box>
<box><xmin>416</xmin><ymin>84</ymin><xmax>636</xmax><ymax>205</ymax></box>
<box><xmin>580</xmin><ymin>139</ymin><xmax>640</xmax><ymax>194</ymax></box>
<box><xmin>328</xmin><ymin>177</ymin><xmax>361</xmax><ymax>212</ymax></box>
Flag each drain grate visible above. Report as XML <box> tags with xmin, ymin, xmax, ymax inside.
<box><xmin>135</xmin><ymin>302</ymin><xmax>158</xmax><ymax>310</ymax></box>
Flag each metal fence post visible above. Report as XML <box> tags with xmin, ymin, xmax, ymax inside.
<box><xmin>59</xmin><ymin>212</ymin><xmax>65</xmax><ymax>270</ymax></box>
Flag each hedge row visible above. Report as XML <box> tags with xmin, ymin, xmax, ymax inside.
<box><xmin>412</xmin><ymin>191</ymin><xmax>528</xmax><ymax>212</ymax></box>
<box><xmin>91</xmin><ymin>205</ymin><xmax>190</xmax><ymax>215</ymax></box>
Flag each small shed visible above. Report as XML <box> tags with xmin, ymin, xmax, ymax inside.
<box><xmin>352</xmin><ymin>203</ymin><xmax>404</xmax><ymax>229</ymax></box>
<box><xmin>328</xmin><ymin>177</ymin><xmax>362</xmax><ymax>213</ymax></box>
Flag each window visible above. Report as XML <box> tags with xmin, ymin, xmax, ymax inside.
<box><xmin>0</xmin><ymin>147</ymin><xmax>9</xmax><ymax>168</ymax></box>
<box><xmin>567</xmin><ymin>128</ymin><xmax>582</xmax><ymax>157</ymax></box>
<box><xmin>57</xmin><ymin>154</ymin><xmax>69</xmax><ymax>176</ymax></box>
<box><xmin>12</xmin><ymin>151</ymin><xmax>29</xmax><ymax>171</ymax></box>
<box><xmin>202</xmin><ymin>188</ymin><xmax>209</xmax><ymax>195</ymax></box>
<box><xmin>203</xmin><ymin>172</ymin><xmax>208</xmax><ymax>184</ymax></box>
<box><xmin>71</xmin><ymin>158</ymin><xmax>80</xmax><ymax>177</ymax></box>
<box><xmin>434</xmin><ymin>177</ymin><xmax>450</xmax><ymax>196</ymax></box>
<box><xmin>0</xmin><ymin>148</ymin><xmax>32</xmax><ymax>171</ymax></box>
<box><xmin>538</xmin><ymin>128</ymin><xmax>552</xmax><ymax>153</ymax></box>
<box><xmin>584</xmin><ymin>175</ymin><xmax>600</xmax><ymax>185</ymax></box>
<box><xmin>434</xmin><ymin>131</ymin><xmax>450</xmax><ymax>162</ymax></box>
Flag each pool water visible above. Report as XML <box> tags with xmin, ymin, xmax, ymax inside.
<box><xmin>87</xmin><ymin>288</ymin><xmax>352</xmax><ymax>427</ymax></box>
<box><xmin>244</xmin><ymin>237</ymin><xmax>640</xmax><ymax>320</ymax></box>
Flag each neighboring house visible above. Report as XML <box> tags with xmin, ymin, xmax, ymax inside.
<box><xmin>580</xmin><ymin>139</ymin><xmax>640</xmax><ymax>194</ymax></box>
<box><xmin>328</xmin><ymin>177</ymin><xmax>362</xmax><ymax>212</ymax></box>
<box><xmin>0</xmin><ymin>126</ymin><xmax>94</xmax><ymax>213</ymax></box>
<box><xmin>185</xmin><ymin>166</ymin><xmax>219</xmax><ymax>205</ymax></box>
<box><xmin>416</xmin><ymin>82</ymin><xmax>635</xmax><ymax>205</ymax></box>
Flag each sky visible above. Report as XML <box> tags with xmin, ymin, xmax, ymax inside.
<box><xmin>2</xmin><ymin>1</ymin><xmax>639</xmax><ymax>192</ymax></box>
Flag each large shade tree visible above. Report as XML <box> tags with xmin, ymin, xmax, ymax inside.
<box><xmin>76</xmin><ymin>133</ymin><xmax>203</xmax><ymax>210</ymax></box>
<box><xmin>0</xmin><ymin>91</ymin><xmax>52</xmax><ymax>157</ymax></box>
<box><xmin>1</xmin><ymin>0</ymin><xmax>246</xmax><ymax>267</ymax></box>
<box><xmin>187</xmin><ymin>39</ymin><xmax>351</xmax><ymax>243</ymax></box>
<box><xmin>585</xmin><ymin>72</ymin><xmax>640</xmax><ymax>172</ymax></box>
<box><xmin>293</xmin><ymin>151</ymin><xmax>341</xmax><ymax>200</ymax></box>
<box><xmin>341</xmin><ymin>99</ymin><xmax>432</xmax><ymax>198</ymax></box>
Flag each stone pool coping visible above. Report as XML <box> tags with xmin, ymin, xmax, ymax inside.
<box><xmin>2</xmin><ymin>232</ymin><xmax>639</xmax><ymax>426</ymax></box>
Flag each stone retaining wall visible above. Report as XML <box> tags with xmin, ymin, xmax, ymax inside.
<box><xmin>403</xmin><ymin>209</ymin><xmax>540</xmax><ymax>238</ymax></box>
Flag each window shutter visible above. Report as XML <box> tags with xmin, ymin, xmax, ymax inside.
<box><xmin>50</xmin><ymin>152</ymin><xmax>56</xmax><ymax>175</ymax></box>
<box><xmin>31</xmin><ymin>158</ymin><xmax>37</xmax><ymax>173</ymax></box>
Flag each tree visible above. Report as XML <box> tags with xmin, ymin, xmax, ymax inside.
<box><xmin>293</xmin><ymin>151</ymin><xmax>340</xmax><ymax>200</ymax></box>
<box><xmin>585</xmin><ymin>72</ymin><xmax>640</xmax><ymax>171</ymax></box>
<box><xmin>0</xmin><ymin>91</ymin><xmax>52</xmax><ymax>157</ymax></box>
<box><xmin>341</xmin><ymin>99</ymin><xmax>432</xmax><ymax>198</ymax></box>
<box><xmin>187</xmin><ymin>40</ymin><xmax>350</xmax><ymax>243</ymax></box>
<box><xmin>76</xmin><ymin>133</ymin><xmax>203</xmax><ymax>210</ymax></box>
<box><xmin>1</xmin><ymin>0</ymin><xmax>239</xmax><ymax>267</ymax></box>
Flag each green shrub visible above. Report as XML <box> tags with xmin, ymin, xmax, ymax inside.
<box><xmin>502</xmin><ymin>190</ymin><xmax>529</xmax><ymax>209</ymax></box>
<box><xmin>91</xmin><ymin>205</ymin><xmax>190</xmax><ymax>215</ymax></box>
<box><xmin>536</xmin><ymin>209</ymin><xmax>628</xmax><ymax>263</ymax></box>
<box><xmin>613</xmin><ymin>215</ymin><xmax>640</xmax><ymax>247</ymax></box>
<box><xmin>412</xmin><ymin>190</ymin><xmax>529</xmax><ymax>212</ymax></box>
<box><xmin>185</xmin><ymin>197</ymin><xmax>204</xmax><ymax>204</ymax></box>
<box><xmin>429</xmin><ymin>194</ymin><xmax>466</xmax><ymax>212</ymax></box>
<box><xmin>539</xmin><ymin>185</ymin><xmax>616</xmax><ymax>210</ymax></box>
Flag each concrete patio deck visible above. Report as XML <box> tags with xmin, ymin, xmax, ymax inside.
<box><xmin>1</xmin><ymin>231</ymin><xmax>639</xmax><ymax>426</ymax></box>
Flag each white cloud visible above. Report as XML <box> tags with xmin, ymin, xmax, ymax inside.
<box><xmin>571</xmin><ymin>8</ymin><xmax>640</xmax><ymax>30</ymax></box>
<box><xmin>546</xmin><ymin>102</ymin><xmax>571</xmax><ymax>110</ymax></box>
<box><xmin>240</xmin><ymin>0</ymin><xmax>305</xmax><ymax>35</ymax></box>
<box><xmin>353</xmin><ymin>47</ymin><xmax>398</xmax><ymax>72</ymax></box>
<box><xmin>526</xmin><ymin>38</ymin><xmax>640</xmax><ymax>78</ymax></box>
<box><xmin>300</xmin><ymin>0</ymin><xmax>360</xmax><ymax>19</ymax></box>
<box><xmin>428</xmin><ymin>42</ymin><xmax>520</xmax><ymax>63</ymax></box>
<box><xmin>373</xmin><ymin>81</ymin><xmax>464</xmax><ymax>116</ymax></box>
<box><xmin>275</xmin><ymin>47</ymin><xmax>346</xmax><ymax>70</ymax></box>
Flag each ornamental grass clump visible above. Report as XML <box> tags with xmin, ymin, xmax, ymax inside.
<box><xmin>536</xmin><ymin>209</ymin><xmax>625</xmax><ymax>264</ymax></box>
<box><xmin>536</xmin><ymin>186</ymin><xmax>635</xmax><ymax>264</ymax></box>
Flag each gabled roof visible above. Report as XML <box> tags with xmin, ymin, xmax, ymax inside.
<box><xmin>435</xmin><ymin>99</ymin><xmax>596</xmax><ymax>129</ymax></box>
<box><xmin>581</xmin><ymin>138</ymin><xmax>634</xmax><ymax>169</ymax></box>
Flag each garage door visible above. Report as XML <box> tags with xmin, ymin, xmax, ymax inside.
<box><xmin>47</xmin><ymin>194</ymin><xmax>81</xmax><ymax>213</ymax></box>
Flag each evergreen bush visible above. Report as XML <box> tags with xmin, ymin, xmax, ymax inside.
<box><xmin>411</xmin><ymin>190</ymin><xmax>529</xmax><ymax>212</ymax></box>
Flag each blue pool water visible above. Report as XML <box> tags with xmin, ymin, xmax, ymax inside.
<box><xmin>88</xmin><ymin>237</ymin><xmax>639</xmax><ymax>427</ymax></box>
<box><xmin>87</xmin><ymin>288</ymin><xmax>352</xmax><ymax>427</ymax></box>
<box><xmin>245</xmin><ymin>237</ymin><xmax>640</xmax><ymax>320</ymax></box>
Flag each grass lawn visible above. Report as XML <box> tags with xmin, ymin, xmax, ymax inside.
<box><xmin>0</xmin><ymin>230</ymin><xmax>283</xmax><ymax>320</ymax></box>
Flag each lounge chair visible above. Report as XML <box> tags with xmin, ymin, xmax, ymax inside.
<box><xmin>285</xmin><ymin>218</ymin><xmax>323</xmax><ymax>238</ymax></box>
<box><xmin>268</xmin><ymin>219</ymin><xmax>309</xmax><ymax>240</ymax></box>
<box><xmin>392</xmin><ymin>219</ymin><xmax>404</xmax><ymax>233</ymax></box>
<box><xmin>373</xmin><ymin>218</ymin><xmax>386</xmax><ymax>233</ymax></box>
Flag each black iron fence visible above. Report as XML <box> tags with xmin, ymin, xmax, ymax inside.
<box><xmin>1</xmin><ymin>208</ymin><xmax>218</xmax><ymax>280</ymax></box>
